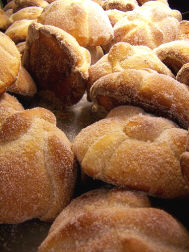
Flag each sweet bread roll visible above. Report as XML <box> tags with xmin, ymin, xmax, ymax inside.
<box><xmin>38</xmin><ymin>0</ymin><xmax>113</xmax><ymax>47</ymax></box>
<box><xmin>176</xmin><ymin>63</ymin><xmax>189</xmax><ymax>86</ymax></box>
<box><xmin>111</xmin><ymin>1</ymin><xmax>180</xmax><ymax>49</ymax></box>
<box><xmin>0</xmin><ymin>106</ymin><xmax>76</xmax><ymax>223</ymax></box>
<box><xmin>14</xmin><ymin>0</ymin><xmax>48</xmax><ymax>12</ymax></box>
<box><xmin>23</xmin><ymin>22</ymin><xmax>90</xmax><ymax>105</ymax></box>
<box><xmin>0</xmin><ymin>9</ymin><xmax>11</xmax><ymax>30</ymax></box>
<box><xmin>5</xmin><ymin>19</ymin><xmax>34</xmax><ymax>43</ymax></box>
<box><xmin>0</xmin><ymin>32</ymin><xmax>21</xmax><ymax>95</ymax></box>
<box><xmin>0</xmin><ymin>92</ymin><xmax>24</xmax><ymax>125</ymax></box>
<box><xmin>90</xmin><ymin>69</ymin><xmax>189</xmax><ymax>129</ymax></box>
<box><xmin>38</xmin><ymin>188</ymin><xmax>189</xmax><ymax>252</ymax></box>
<box><xmin>10</xmin><ymin>6</ymin><xmax>43</xmax><ymax>22</ymax></box>
<box><xmin>178</xmin><ymin>21</ymin><xmax>189</xmax><ymax>41</ymax></box>
<box><xmin>106</xmin><ymin>9</ymin><xmax>127</xmax><ymax>26</ymax></box>
<box><xmin>73</xmin><ymin>106</ymin><xmax>189</xmax><ymax>198</ymax></box>
<box><xmin>155</xmin><ymin>40</ymin><xmax>189</xmax><ymax>75</ymax></box>
<box><xmin>87</xmin><ymin>42</ymin><xmax>173</xmax><ymax>100</ymax></box>
<box><xmin>7</xmin><ymin>65</ymin><xmax>37</xmax><ymax>96</ymax></box>
<box><xmin>102</xmin><ymin>0</ymin><xmax>138</xmax><ymax>12</ymax></box>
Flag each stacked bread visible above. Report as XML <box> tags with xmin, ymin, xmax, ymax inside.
<box><xmin>1</xmin><ymin>0</ymin><xmax>189</xmax><ymax>251</ymax></box>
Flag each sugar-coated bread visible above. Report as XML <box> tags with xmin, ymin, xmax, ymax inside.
<box><xmin>0</xmin><ymin>104</ymin><xmax>76</xmax><ymax>223</ymax></box>
<box><xmin>0</xmin><ymin>93</ymin><xmax>24</xmax><ymax>125</ymax></box>
<box><xmin>7</xmin><ymin>65</ymin><xmax>37</xmax><ymax>96</ymax></box>
<box><xmin>178</xmin><ymin>21</ymin><xmax>189</xmax><ymax>41</ymax></box>
<box><xmin>90</xmin><ymin>69</ymin><xmax>189</xmax><ymax>129</ymax></box>
<box><xmin>176</xmin><ymin>63</ymin><xmax>189</xmax><ymax>86</ymax></box>
<box><xmin>106</xmin><ymin>9</ymin><xmax>127</xmax><ymax>26</ymax></box>
<box><xmin>102</xmin><ymin>0</ymin><xmax>138</xmax><ymax>12</ymax></box>
<box><xmin>38</xmin><ymin>188</ymin><xmax>189</xmax><ymax>251</ymax></box>
<box><xmin>10</xmin><ymin>6</ymin><xmax>43</xmax><ymax>22</ymax></box>
<box><xmin>111</xmin><ymin>1</ymin><xmax>180</xmax><ymax>49</ymax></box>
<box><xmin>14</xmin><ymin>0</ymin><xmax>48</xmax><ymax>12</ymax></box>
<box><xmin>38</xmin><ymin>0</ymin><xmax>114</xmax><ymax>47</ymax></box>
<box><xmin>23</xmin><ymin>22</ymin><xmax>90</xmax><ymax>106</ymax></box>
<box><xmin>5</xmin><ymin>19</ymin><xmax>34</xmax><ymax>43</ymax></box>
<box><xmin>154</xmin><ymin>40</ymin><xmax>189</xmax><ymax>75</ymax></box>
<box><xmin>0</xmin><ymin>9</ymin><xmax>11</xmax><ymax>30</ymax></box>
<box><xmin>73</xmin><ymin>106</ymin><xmax>189</xmax><ymax>198</ymax></box>
<box><xmin>0</xmin><ymin>32</ymin><xmax>21</xmax><ymax>95</ymax></box>
<box><xmin>87</xmin><ymin>42</ymin><xmax>173</xmax><ymax>100</ymax></box>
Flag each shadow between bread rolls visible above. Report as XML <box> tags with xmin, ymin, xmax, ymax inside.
<box><xmin>0</xmin><ymin>93</ymin><xmax>76</xmax><ymax>224</ymax></box>
<box><xmin>73</xmin><ymin>105</ymin><xmax>189</xmax><ymax>198</ymax></box>
<box><xmin>38</xmin><ymin>188</ymin><xmax>189</xmax><ymax>252</ymax></box>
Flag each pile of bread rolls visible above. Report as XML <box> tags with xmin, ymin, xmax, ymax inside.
<box><xmin>1</xmin><ymin>0</ymin><xmax>189</xmax><ymax>251</ymax></box>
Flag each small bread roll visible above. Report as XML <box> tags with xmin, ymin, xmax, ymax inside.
<box><xmin>0</xmin><ymin>92</ymin><xmax>24</xmax><ymax>125</ymax></box>
<box><xmin>87</xmin><ymin>42</ymin><xmax>173</xmax><ymax>100</ymax></box>
<box><xmin>111</xmin><ymin>1</ymin><xmax>180</xmax><ymax>50</ymax></box>
<box><xmin>155</xmin><ymin>40</ymin><xmax>189</xmax><ymax>75</ymax></box>
<box><xmin>102</xmin><ymin>0</ymin><xmax>138</xmax><ymax>12</ymax></box>
<box><xmin>73</xmin><ymin>106</ymin><xmax>189</xmax><ymax>198</ymax></box>
<box><xmin>23</xmin><ymin>22</ymin><xmax>90</xmax><ymax>105</ymax></box>
<box><xmin>7</xmin><ymin>65</ymin><xmax>37</xmax><ymax>96</ymax></box>
<box><xmin>0</xmin><ymin>105</ymin><xmax>76</xmax><ymax>223</ymax></box>
<box><xmin>90</xmin><ymin>69</ymin><xmax>189</xmax><ymax>129</ymax></box>
<box><xmin>178</xmin><ymin>21</ymin><xmax>189</xmax><ymax>41</ymax></box>
<box><xmin>0</xmin><ymin>32</ymin><xmax>21</xmax><ymax>95</ymax></box>
<box><xmin>0</xmin><ymin>9</ymin><xmax>11</xmax><ymax>30</ymax></box>
<box><xmin>5</xmin><ymin>19</ymin><xmax>34</xmax><ymax>43</ymax></box>
<box><xmin>10</xmin><ymin>6</ymin><xmax>43</xmax><ymax>22</ymax></box>
<box><xmin>38</xmin><ymin>188</ymin><xmax>189</xmax><ymax>252</ymax></box>
<box><xmin>38</xmin><ymin>0</ymin><xmax>114</xmax><ymax>47</ymax></box>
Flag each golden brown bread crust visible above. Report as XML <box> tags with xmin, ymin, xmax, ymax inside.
<box><xmin>23</xmin><ymin>22</ymin><xmax>90</xmax><ymax>106</ymax></box>
<box><xmin>87</xmin><ymin>42</ymin><xmax>174</xmax><ymax>100</ymax></box>
<box><xmin>7</xmin><ymin>65</ymin><xmax>37</xmax><ymax>96</ymax></box>
<box><xmin>0</xmin><ymin>32</ymin><xmax>21</xmax><ymax>95</ymax></box>
<box><xmin>0</xmin><ymin>106</ymin><xmax>76</xmax><ymax>223</ymax></box>
<box><xmin>0</xmin><ymin>9</ymin><xmax>11</xmax><ymax>30</ymax></box>
<box><xmin>73</xmin><ymin>105</ymin><xmax>189</xmax><ymax>198</ymax></box>
<box><xmin>38</xmin><ymin>188</ymin><xmax>189</xmax><ymax>252</ymax></box>
<box><xmin>0</xmin><ymin>92</ymin><xmax>24</xmax><ymax>125</ymax></box>
<box><xmin>90</xmin><ymin>69</ymin><xmax>189</xmax><ymax>129</ymax></box>
<box><xmin>102</xmin><ymin>0</ymin><xmax>138</xmax><ymax>12</ymax></box>
<box><xmin>154</xmin><ymin>40</ymin><xmax>189</xmax><ymax>75</ymax></box>
<box><xmin>178</xmin><ymin>21</ymin><xmax>189</xmax><ymax>40</ymax></box>
<box><xmin>38</xmin><ymin>0</ymin><xmax>114</xmax><ymax>47</ymax></box>
<box><xmin>111</xmin><ymin>1</ymin><xmax>180</xmax><ymax>50</ymax></box>
<box><xmin>5</xmin><ymin>19</ymin><xmax>34</xmax><ymax>43</ymax></box>
<box><xmin>10</xmin><ymin>6</ymin><xmax>43</xmax><ymax>22</ymax></box>
<box><xmin>14</xmin><ymin>0</ymin><xmax>48</xmax><ymax>12</ymax></box>
<box><xmin>176</xmin><ymin>63</ymin><xmax>189</xmax><ymax>86</ymax></box>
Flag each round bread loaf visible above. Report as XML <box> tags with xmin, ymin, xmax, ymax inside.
<box><xmin>0</xmin><ymin>32</ymin><xmax>21</xmax><ymax>95</ymax></box>
<box><xmin>38</xmin><ymin>0</ymin><xmax>114</xmax><ymax>47</ymax></box>
<box><xmin>73</xmin><ymin>105</ymin><xmax>189</xmax><ymax>198</ymax></box>
<box><xmin>90</xmin><ymin>69</ymin><xmax>189</xmax><ymax>129</ymax></box>
<box><xmin>0</xmin><ymin>103</ymin><xmax>76</xmax><ymax>223</ymax></box>
<box><xmin>38</xmin><ymin>188</ymin><xmax>189</xmax><ymax>251</ymax></box>
<box><xmin>23</xmin><ymin>22</ymin><xmax>90</xmax><ymax>106</ymax></box>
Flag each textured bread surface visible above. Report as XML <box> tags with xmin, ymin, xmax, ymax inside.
<box><xmin>0</xmin><ymin>32</ymin><xmax>21</xmax><ymax>95</ymax></box>
<box><xmin>23</xmin><ymin>22</ymin><xmax>90</xmax><ymax>105</ymax></box>
<box><xmin>106</xmin><ymin>9</ymin><xmax>127</xmax><ymax>26</ymax></box>
<box><xmin>111</xmin><ymin>1</ymin><xmax>180</xmax><ymax>49</ymax></box>
<box><xmin>10</xmin><ymin>6</ymin><xmax>43</xmax><ymax>22</ymax></box>
<box><xmin>178</xmin><ymin>21</ymin><xmax>189</xmax><ymax>40</ymax></box>
<box><xmin>90</xmin><ymin>69</ymin><xmax>189</xmax><ymax>129</ymax></box>
<box><xmin>38</xmin><ymin>0</ymin><xmax>113</xmax><ymax>47</ymax></box>
<box><xmin>73</xmin><ymin>105</ymin><xmax>189</xmax><ymax>198</ymax></box>
<box><xmin>38</xmin><ymin>188</ymin><xmax>189</xmax><ymax>252</ymax></box>
<box><xmin>0</xmin><ymin>9</ymin><xmax>11</xmax><ymax>30</ymax></box>
<box><xmin>14</xmin><ymin>0</ymin><xmax>48</xmax><ymax>12</ymax></box>
<box><xmin>102</xmin><ymin>0</ymin><xmax>138</xmax><ymax>12</ymax></box>
<box><xmin>0</xmin><ymin>105</ymin><xmax>76</xmax><ymax>223</ymax></box>
<box><xmin>88</xmin><ymin>42</ymin><xmax>173</xmax><ymax>99</ymax></box>
<box><xmin>155</xmin><ymin>40</ymin><xmax>189</xmax><ymax>75</ymax></box>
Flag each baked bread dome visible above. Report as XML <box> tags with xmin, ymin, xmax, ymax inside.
<box><xmin>0</xmin><ymin>32</ymin><xmax>21</xmax><ymax>95</ymax></box>
<box><xmin>90</xmin><ymin>69</ymin><xmax>189</xmax><ymax>129</ymax></box>
<box><xmin>38</xmin><ymin>188</ymin><xmax>189</xmax><ymax>251</ymax></box>
<box><xmin>0</xmin><ymin>99</ymin><xmax>76</xmax><ymax>223</ymax></box>
<box><xmin>111</xmin><ymin>1</ymin><xmax>180</xmax><ymax>49</ymax></box>
<box><xmin>38</xmin><ymin>0</ymin><xmax>114</xmax><ymax>47</ymax></box>
<box><xmin>23</xmin><ymin>22</ymin><xmax>90</xmax><ymax>106</ymax></box>
<box><xmin>73</xmin><ymin>105</ymin><xmax>189</xmax><ymax>198</ymax></box>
